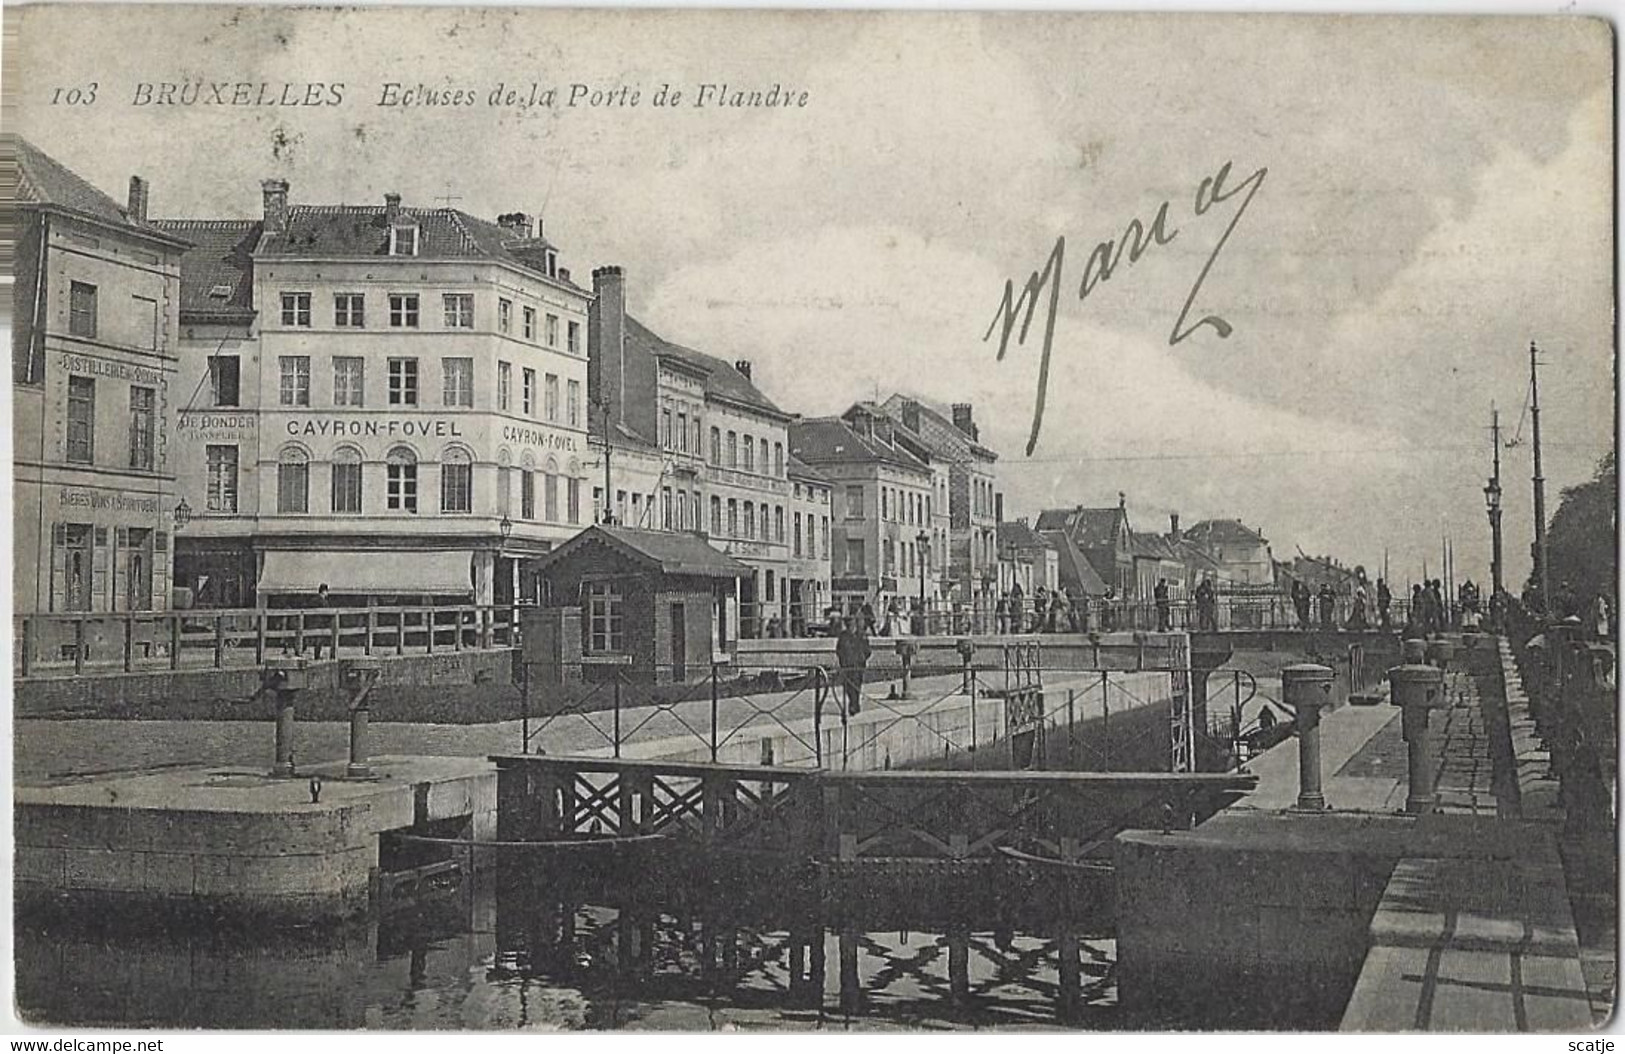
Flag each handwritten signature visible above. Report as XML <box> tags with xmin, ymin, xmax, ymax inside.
<box><xmin>985</xmin><ymin>161</ymin><xmax>1267</xmax><ymax>455</ymax></box>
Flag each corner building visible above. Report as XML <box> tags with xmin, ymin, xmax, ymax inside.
<box><xmin>154</xmin><ymin>183</ymin><xmax>593</xmax><ymax>609</ymax></box>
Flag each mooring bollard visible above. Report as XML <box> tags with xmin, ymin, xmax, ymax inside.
<box><xmin>1389</xmin><ymin>645</ymin><xmax>1446</xmax><ymax>814</ymax></box>
<box><xmin>1425</xmin><ymin>638</ymin><xmax>1455</xmax><ymax>672</ymax></box>
<box><xmin>956</xmin><ymin>638</ymin><xmax>976</xmax><ymax>695</ymax></box>
<box><xmin>343</xmin><ymin>657</ymin><xmax>383</xmax><ymax>778</ymax></box>
<box><xmin>263</xmin><ymin>656</ymin><xmax>308</xmax><ymax>778</ymax></box>
<box><xmin>1282</xmin><ymin>663</ymin><xmax>1335</xmax><ymax>811</ymax></box>
<box><xmin>896</xmin><ymin>639</ymin><xmax>918</xmax><ymax>700</ymax></box>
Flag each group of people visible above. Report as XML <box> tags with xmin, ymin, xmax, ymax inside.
<box><xmin>1289</xmin><ymin>580</ymin><xmax>1343</xmax><ymax>630</ymax></box>
<box><xmin>994</xmin><ymin>584</ymin><xmax>1088</xmax><ymax>634</ymax></box>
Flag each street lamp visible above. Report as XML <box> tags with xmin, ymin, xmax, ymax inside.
<box><xmin>1483</xmin><ymin>478</ymin><xmax>1503</xmax><ymax>596</ymax></box>
<box><xmin>499</xmin><ymin>514</ymin><xmax>514</xmax><ymax>544</ymax></box>
<box><xmin>916</xmin><ymin>530</ymin><xmax>931</xmax><ymax>635</ymax></box>
<box><xmin>174</xmin><ymin>497</ymin><xmax>192</xmax><ymax>530</ymax></box>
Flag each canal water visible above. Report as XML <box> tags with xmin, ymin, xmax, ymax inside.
<box><xmin>15</xmin><ymin>867</ymin><xmax>1119</xmax><ymax>1030</ymax></box>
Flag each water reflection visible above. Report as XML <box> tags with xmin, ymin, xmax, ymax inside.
<box><xmin>16</xmin><ymin>864</ymin><xmax>1118</xmax><ymax>1031</ymax></box>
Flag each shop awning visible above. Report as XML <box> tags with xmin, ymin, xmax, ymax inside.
<box><xmin>257</xmin><ymin>550</ymin><xmax>473</xmax><ymax>596</ymax></box>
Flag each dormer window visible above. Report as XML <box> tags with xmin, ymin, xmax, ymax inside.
<box><xmin>390</xmin><ymin>226</ymin><xmax>419</xmax><ymax>256</ymax></box>
<box><xmin>544</xmin><ymin>250</ymin><xmax>557</xmax><ymax>277</ymax></box>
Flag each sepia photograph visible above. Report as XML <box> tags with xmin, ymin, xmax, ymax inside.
<box><xmin>3</xmin><ymin>3</ymin><xmax>1617</xmax><ymax>1034</ymax></box>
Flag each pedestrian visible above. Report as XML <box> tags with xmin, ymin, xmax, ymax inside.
<box><xmin>1293</xmin><ymin>581</ymin><xmax>1311</xmax><ymax>630</ymax></box>
<box><xmin>834</xmin><ymin>617</ymin><xmax>871</xmax><ymax>717</ymax></box>
<box><xmin>1033</xmin><ymin>587</ymin><xmax>1049</xmax><ymax>634</ymax></box>
<box><xmin>1154</xmin><ymin>578</ymin><xmax>1172</xmax><ymax>633</ymax></box>
<box><xmin>310</xmin><ymin>583</ymin><xmax>333</xmax><ymax>660</ymax></box>
<box><xmin>1376</xmin><ymin>578</ymin><xmax>1392</xmax><ymax>630</ymax></box>
<box><xmin>860</xmin><ymin>600</ymin><xmax>877</xmax><ymax>637</ymax></box>
<box><xmin>1592</xmin><ymin>593</ymin><xmax>1612</xmax><ymax>641</ymax></box>
<box><xmin>1317</xmin><ymin>583</ymin><xmax>1336</xmax><ymax>630</ymax></box>
<box><xmin>1009</xmin><ymin>583</ymin><xmax>1025</xmax><ymax>635</ymax></box>
<box><xmin>1048</xmin><ymin>589</ymin><xmax>1068</xmax><ymax>633</ymax></box>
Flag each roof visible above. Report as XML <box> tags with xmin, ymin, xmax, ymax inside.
<box><xmin>789</xmin><ymin>417</ymin><xmax>931</xmax><ymax>474</ymax></box>
<box><xmin>1036</xmin><ymin>506</ymin><xmax>1129</xmax><ymax>550</ymax></box>
<box><xmin>997</xmin><ymin>520</ymin><xmax>1052</xmax><ymax>551</ymax></box>
<box><xmin>1041</xmin><ymin>530</ymin><xmax>1110</xmax><ymax>595</ymax></box>
<box><xmin>13</xmin><ymin>137</ymin><xmax>189</xmax><ymax>247</ymax></box>
<box><xmin>625</xmin><ymin>316</ymin><xmax>785</xmax><ymax>417</ymax></box>
<box><xmin>1131</xmin><ymin>531</ymin><xmax>1181</xmax><ymax>562</ymax></box>
<box><xmin>255</xmin><ymin>204</ymin><xmax>582</xmax><ymax>290</ymax></box>
<box><xmin>149</xmin><ymin>220</ymin><xmax>261</xmax><ymax>320</ymax></box>
<box><xmin>536</xmin><ymin>525</ymin><xmax>749</xmax><ymax>579</ymax></box>
<box><xmin>1184</xmin><ymin>519</ymin><xmax>1269</xmax><ymax>546</ymax></box>
<box><xmin>787</xmin><ymin>455</ymin><xmax>830</xmax><ymax>485</ymax></box>
<box><xmin>879</xmin><ymin>394</ymin><xmax>999</xmax><ymax>462</ymax></box>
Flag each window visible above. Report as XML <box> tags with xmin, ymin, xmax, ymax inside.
<box><xmin>133</xmin><ymin>296</ymin><xmax>158</xmax><ymax>351</ymax></box>
<box><xmin>498</xmin><ymin>298</ymin><xmax>512</xmax><ymax>333</ymax></box>
<box><xmin>661</xmin><ymin>408</ymin><xmax>672</xmax><ymax>448</ymax></box>
<box><xmin>334</xmin><ymin>293</ymin><xmax>364</xmax><ymax>328</ymax></box>
<box><xmin>544</xmin><ymin>470</ymin><xmax>560</xmax><ymax>522</ymax></box>
<box><xmin>444</xmin><ymin>293</ymin><xmax>474</xmax><ymax>328</ymax></box>
<box><xmin>278</xmin><ymin>448</ymin><xmax>309</xmax><ymax>514</ymax></box>
<box><xmin>822</xmin><ymin>516</ymin><xmax>830</xmax><ymax>559</ymax></box>
<box><xmin>845</xmin><ymin>485</ymin><xmax>865</xmax><ymax>520</ymax></box>
<box><xmin>727</xmin><ymin>431</ymin><xmax>738</xmax><ymax>468</ymax></box>
<box><xmin>497</xmin><ymin>466</ymin><xmax>512</xmax><ymax>517</ymax></box>
<box><xmin>206</xmin><ymin>445</ymin><xmax>238</xmax><ymax>512</ymax></box>
<box><xmin>567</xmin><ymin>321</ymin><xmax>580</xmax><ymax>355</ymax></box>
<box><xmin>209</xmin><ymin>356</ymin><xmax>240</xmax><ymax>407</ymax></box>
<box><xmin>760</xmin><ymin>439</ymin><xmax>769</xmax><ymax>474</ymax></box>
<box><xmin>443</xmin><ymin>357</ymin><xmax>474</xmax><ymax>407</ymax></box>
<box><xmin>386</xmin><ymin>447</ymin><xmax>418</xmax><ymax>513</ymax></box>
<box><xmin>388</xmin><ymin>358</ymin><xmax>418</xmax><ymax>406</ymax></box>
<box><xmin>691</xmin><ymin>419</ymin><xmax>702</xmax><ymax>454</ymax></box>
<box><xmin>774</xmin><ymin>443</ymin><xmax>784</xmax><ymax>477</ymax></box>
<box><xmin>584</xmin><ymin>583</ymin><xmax>624</xmax><ymax>653</ymax></box>
<box><xmin>662</xmin><ymin>486</ymin><xmax>673</xmax><ymax>530</ymax></box>
<box><xmin>389</xmin><ymin>294</ymin><xmax>419</xmax><ymax>328</ymax></box>
<box><xmin>728</xmin><ymin>499</ymin><xmax>738</xmax><ymax>537</ymax></box>
<box><xmin>710</xmin><ymin>427</ymin><xmax>721</xmax><ymax>464</ymax></box>
<box><xmin>884</xmin><ymin>539</ymin><xmax>895</xmax><ymax>574</ymax></box>
<box><xmin>710</xmin><ymin>496</ymin><xmax>722</xmax><ymax>535</ymax></box>
<box><xmin>498</xmin><ymin>362</ymin><xmax>512</xmax><ymax>411</ymax></box>
<box><xmin>440</xmin><ymin>448</ymin><xmax>472</xmax><ymax>513</ymax></box>
<box><xmin>280</xmin><ymin>292</ymin><xmax>311</xmax><ymax>327</ymax></box>
<box><xmin>390</xmin><ymin>227</ymin><xmax>418</xmax><ymax>256</ymax></box>
<box><xmin>882</xmin><ymin>487</ymin><xmax>889</xmax><ymax>521</ymax></box>
<box><xmin>333</xmin><ymin>357</ymin><xmax>365</xmax><ymax>407</ymax></box>
<box><xmin>522</xmin><ymin>369</ymin><xmax>536</xmax><ymax>415</ymax></box>
<box><xmin>676</xmin><ymin>412</ymin><xmax>688</xmax><ymax>453</ymax></box>
<box><xmin>544</xmin><ymin>374</ymin><xmax>559</xmax><ymax>421</ymax></box>
<box><xmin>545</xmin><ymin>314</ymin><xmax>559</xmax><ymax>347</ymax></box>
<box><xmin>279</xmin><ymin>356</ymin><xmax>310</xmax><ymax>406</ymax></box>
<box><xmin>521</xmin><ymin>470</ymin><xmax>536</xmax><ymax>519</ymax></box>
<box><xmin>617</xmin><ymin>490</ymin><xmax>628</xmax><ymax>525</ymax></box>
<box><xmin>66</xmin><ymin>376</ymin><xmax>94</xmax><ymax>463</ymax></box>
<box><xmin>129</xmin><ymin>386</ymin><xmax>155</xmax><ymax>471</ymax></box>
<box><xmin>776</xmin><ymin>505</ymin><xmax>785</xmax><ymax>543</ymax></box>
<box><xmin>567</xmin><ymin>379</ymin><xmax>581</xmax><ymax>427</ymax></box>
<box><xmin>523</xmin><ymin>307</ymin><xmax>535</xmax><ymax>340</ymax></box>
<box><xmin>848</xmin><ymin>538</ymin><xmax>866</xmax><ymax>574</ymax></box>
<box><xmin>743</xmin><ymin>435</ymin><xmax>755</xmax><ymax>472</ymax></box>
<box><xmin>332</xmin><ymin>448</ymin><xmax>363</xmax><ymax>514</ymax></box>
<box><xmin>593</xmin><ymin>486</ymin><xmax>605</xmax><ymax>524</ymax></box>
<box><xmin>744</xmin><ymin>502</ymin><xmax>755</xmax><ymax>540</ymax></box>
<box><xmin>567</xmin><ymin>477</ymin><xmax>581</xmax><ymax>524</ymax></box>
<box><xmin>69</xmin><ymin>282</ymin><xmax>98</xmax><ymax>338</ymax></box>
<box><xmin>794</xmin><ymin>513</ymin><xmax>803</xmax><ymax>557</ymax></box>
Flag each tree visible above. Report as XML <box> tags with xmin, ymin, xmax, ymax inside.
<box><xmin>1539</xmin><ymin>451</ymin><xmax>1617</xmax><ymax>613</ymax></box>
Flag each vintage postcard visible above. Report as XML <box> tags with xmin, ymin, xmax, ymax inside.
<box><xmin>5</xmin><ymin>3</ymin><xmax>1616</xmax><ymax>1036</ymax></box>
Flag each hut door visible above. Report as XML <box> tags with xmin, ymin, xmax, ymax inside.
<box><xmin>670</xmin><ymin>603</ymin><xmax>687</xmax><ymax>680</ymax></box>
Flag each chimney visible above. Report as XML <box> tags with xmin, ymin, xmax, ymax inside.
<box><xmin>261</xmin><ymin>178</ymin><xmax>290</xmax><ymax>233</ymax></box>
<box><xmin>558</xmin><ymin>267</ymin><xmax>571</xmax><ymax>284</ymax></box>
<box><xmin>1169</xmin><ymin>512</ymin><xmax>1180</xmax><ymax>538</ymax></box>
<box><xmin>734</xmin><ymin>359</ymin><xmax>753</xmax><ymax>381</ymax></box>
<box><xmin>126</xmin><ymin>176</ymin><xmax>148</xmax><ymax>225</ymax></box>
<box><xmin>496</xmin><ymin>211</ymin><xmax>534</xmax><ymax>240</ymax></box>
<box><xmin>996</xmin><ymin>492</ymin><xmax>1005</xmax><ymax>523</ymax></box>
<box><xmin>901</xmin><ymin>399</ymin><xmax>921</xmax><ymax>433</ymax></box>
<box><xmin>384</xmin><ymin>192</ymin><xmax>402</xmax><ymax>226</ymax></box>
<box><xmin>1118</xmin><ymin>491</ymin><xmax>1127</xmax><ymax>510</ymax></box>
<box><xmin>874</xmin><ymin>413</ymin><xmax>894</xmax><ymax>445</ymax></box>
<box><xmin>847</xmin><ymin>406</ymin><xmax>874</xmax><ymax>440</ymax></box>
<box><xmin>951</xmin><ymin>403</ymin><xmax>978</xmax><ymax>441</ymax></box>
<box><xmin>589</xmin><ymin>265</ymin><xmax>628</xmax><ymax>439</ymax></box>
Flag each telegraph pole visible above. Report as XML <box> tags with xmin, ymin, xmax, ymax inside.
<box><xmin>1530</xmin><ymin>341</ymin><xmax>1550</xmax><ymax>608</ymax></box>
<box><xmin>1485</xmin><ymin>406</ymin><xmax>1504</xmax><ymax>596</ymax></box>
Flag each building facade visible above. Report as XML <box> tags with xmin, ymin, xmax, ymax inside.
<box><xmin>12</xmin><ymin>139</ymin><xmax>189</xmax><ymax>615</ymax></box>
<box><xmin>588</xmin><ymin>266</ymin><xmax>825</xmax><ymax>638</ymax></box>
<box><xmin>787</xmin><ymin>458</ymin><xmax>834</xmax><ymax>634</ymax></box>
<box><xmin>155</xmin><ymin>182</ymin><xmax>593</xmax><ymax>609</ymax></box>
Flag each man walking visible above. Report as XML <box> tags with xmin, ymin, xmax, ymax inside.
<box><xmin>310</xmin><ymin>583</ymin><xmax>334</xmax><ymax>660</ymax></box>
<box><xmin>1376</xmin><ymin>579</ymin><xmax>1392</xmax><ymax>630</ymax></box>
<box><xmin>835</xmin><ymin>617</ymin><xmax>871</xmax><ymax>717</ymax></box>
<box><xmin>1154</xmin><ymin>579</ymin><xmax>1172</xmax><ymax>632</ymax></box>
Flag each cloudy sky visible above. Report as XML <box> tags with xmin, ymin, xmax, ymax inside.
<box><xmin>14</xmin><ymin>6</ymin><xmax>1613</xmax><ymax>588</ymax></box>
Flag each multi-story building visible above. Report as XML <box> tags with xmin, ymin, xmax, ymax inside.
<box><xmin>588</xmin><ymin>266</ymin><xmax>818</xmax><ymax>638</ymax></box>
<box><xmin>1181</xmin><ymin>518</ymin><xmax>1274</xmax><ymax>586</ymax></box>
<box><xmin>1036</xmin><ymin>496</ymin><xmax>1137</xmax><ymax>598</ymax></box>
<box><xmin>12</xmin><ymin>139</ymin><xmax>189</xmax><ymax>615</ymax></box>
<box><xmin>997</xmin><ymin>518</ymin><xmax>1059</xmax><ymax>597</ymax></box>
<box><xmin>789</xmin><ymin>407</ymin><xmax>935</xmax><ymax>619</ymax></box>
<box><xmin>154</xmin><ymin>182</ymin><xmax>593</xmax><ymax>609</ymax></box>
<box><xmin>787</xmin><ymin>457</ymin><xmax>834</xmax><ymax>633</ymax></box>
<box><xmin>880</xmin><ymin>396</ymin><xmax>998</xmax><ymax>604</ymax></box>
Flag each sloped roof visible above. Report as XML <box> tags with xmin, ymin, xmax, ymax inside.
<box><xmin>1131</xmin><ymin>531</ymin><xmax>1182</xmax><ymax>562</ymax></box>
<box><xmin>1041</xmin><ymin>530</ymin><xmax>1110</xmax><ymax>595</ymax></box>
<box><xmin>789</xmin><ymin>417</ymin><xmax>931</xmax><ymax>473</ymax></box>
<box><xmin>998</xmin><ymin>520</ymin><xmax>1052</xmax><ymax>551</ymax></box>
<box><xmin>1037</xmin><ymin>506</ymin><xmax>1129</xmax><ymax>550</ymax></box>
<box><xmin>536</xmin><ymin>525</ymin><xmax>748</xmax><ymax>579</ymax></box>
<box><xmin>1184</xmin><ymin>519</ymin><xmax>1268</xmax><ymax>546</ymax></box>
<box><xmin>625</xmin><ymin>316</ymin><xmax>785</xmax><ymax>417</ymax></box>
<box><xmin>13</xmin><ymin>137</ymin><xmax>188</xmax><ymax>247</ymax></box>
<box><xmin>879</xmin><ymin>394</ymin><xmax>999</xmax><ymax>462</ymax></box>
<box><xmin>149</xmin><ymin>220</ymin><xmax>261</xmax><ymax>320</ymax></box>
<box><xmin>787</xmin><ymin>455</ymin><xmax>830</xmax><ymax>485</ymax></box>
<box><xmin>255</xmin><ymin>204</ymin><xmax>581</xmax><ymax>289</ymax></box>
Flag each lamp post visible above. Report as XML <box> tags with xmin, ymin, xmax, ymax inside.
<box><xmin>916</xmin><ymin>529</ymin><xmax>930</xmax><ymax>634</ymax></box>
<box><xmin>1484</xmin><ymin>478</ymin><xmax>1503</xmax><ymax>597</ymax></box>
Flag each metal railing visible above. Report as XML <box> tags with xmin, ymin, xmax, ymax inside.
<box><xmin>14</xmin><ymin>602</ymin><xmax>521</xmax><ymax>678</ymax></box>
